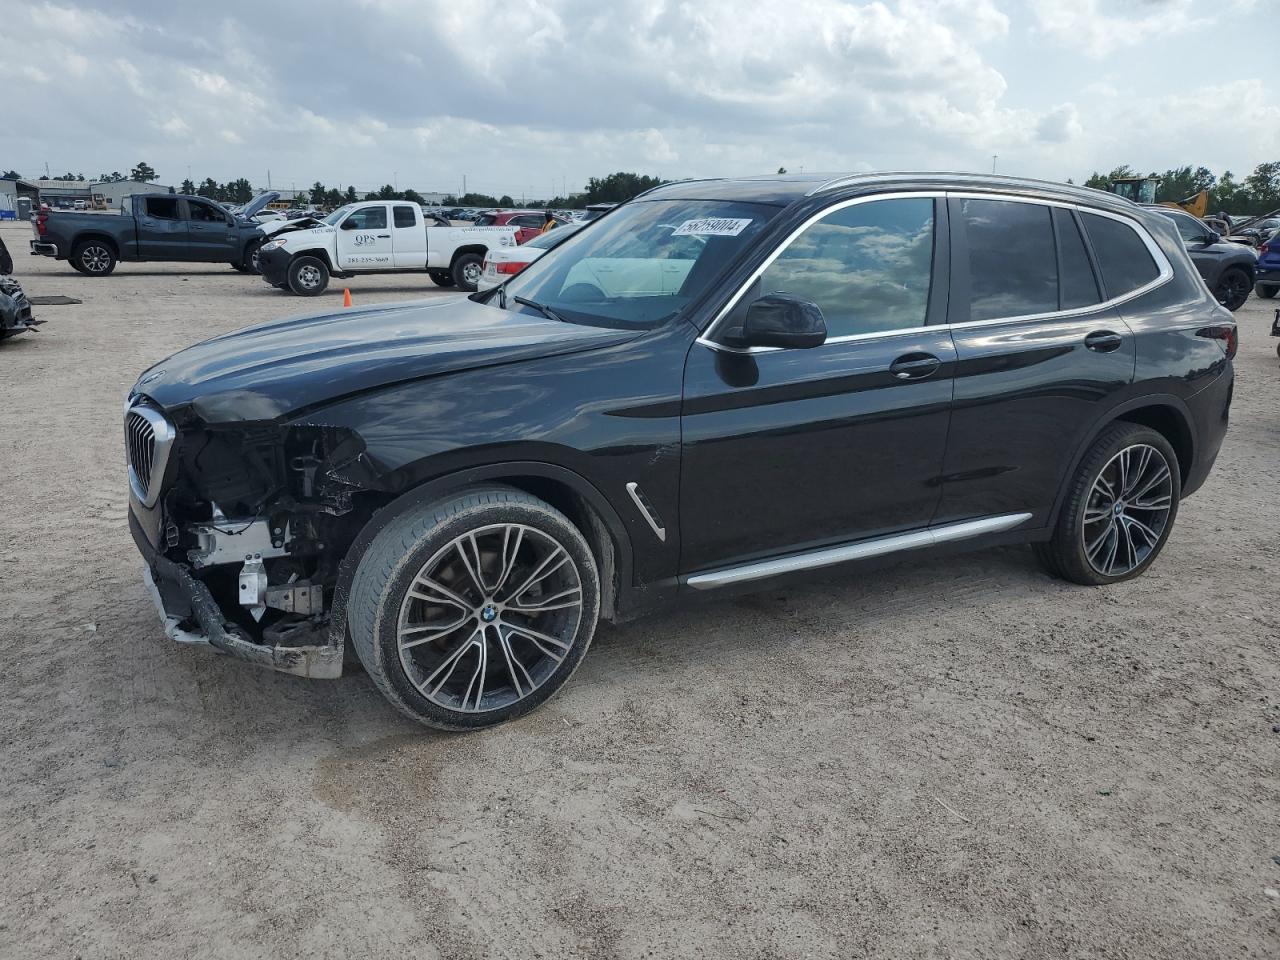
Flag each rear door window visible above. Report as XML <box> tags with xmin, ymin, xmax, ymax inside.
<box><xmin>1053</xmin><ymin>208</ymin><xmax>1101</xmax><ymax>310</ymax></box>
<box><xmin>955</xmin><ymin>198</ymin><xmax>1057</xmax><ymax>322</ymax></box>
<box><xmin>1080</xmin><ymin>212</ymin><xmax>1160</xmax><ymax>299</ymax></box>
<box><xmin>144</xmin><ymin>197</ymin><xmax>180</xmax><ymax>220</ymax></box>
<box><xmin>393</xmin><ymin>205</ymin><xmax>416</xmax><ymax>228</ymax></box>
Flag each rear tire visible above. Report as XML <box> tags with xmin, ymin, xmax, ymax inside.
<box><xmin>287</xmin><ymin>255</ymin><xmax>329</xmax><ymax>296</ymax></box>
<box><xmin>429</xmin><ymin>270</ymin><xmax>455</xmax><ymax>288</ymax></box>
<box><xmin>451</xmin><ymin>253</ymin><xmax>483</xmax><ymax>292</ymax></box>
<box><xmin>1036</xmin><ymin>423</ymin><xmax>1180</xmax><ymax>586</ymax></box>
<box><xmin>72</xmin><ymin>240</ymin><xmax>116</xmax><ymax>276</ymax></box>
<box><xmin>348</xmin><ymin>486</ymin><xmax>600</xmax><ymax>730</ymax></box>
<box><xmin>1213</xmin><ymin>267</ymin><xmax>1251</xmax><ymax>311</ymax></box>
<box><xmin>1255</xmin><ymin>283</ymin><xmax>1278</xmax><ymax>299</ymax></box>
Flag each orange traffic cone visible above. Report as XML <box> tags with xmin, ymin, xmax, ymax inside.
<box><xmin>342</xmin><ymin>288</ymin><xmax>352</xmax><ymax>308</ymax></box>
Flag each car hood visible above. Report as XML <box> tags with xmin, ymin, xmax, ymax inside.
<box><xmin>134</xmin><ymin>297</ymin><xmax>639</xmax><ymax>423</ymax></box>
<box><xmin>239</xmin><ymin>191</ymin><xmax>281</xmax><ymax>219</ymax></box>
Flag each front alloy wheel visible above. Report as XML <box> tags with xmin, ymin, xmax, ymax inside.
<box><xmin>349</xmin><ymin>487</ymin><xmax>600</xmax><ymax>729</ymax></box>
<box><xmin>396</xmin><ymin>524</ymin><xmax>583</xmax><ymax>713</ymax></box>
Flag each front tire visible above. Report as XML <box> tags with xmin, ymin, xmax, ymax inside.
<box><xmin>1214</xmin><ymin>267</ymin><xmax>1251</xmax><ymax>311</ymax></box>
<box><xmin>429</xmin><ymin>270</ymin><xmax>455</xmax><ymax>288</ymax></box>
<box><xmin>451</xmin><ymin>253</ymin><xmax>483</xmax><ymax>292</ymax></box>
<box><xmin>1035</xmin><ymin>423</ymin><xmax>1180</xmax><ymax>586</ymax></box>
<box><xmin>237</xmin><ymin>239</ymin><xmax>264</xmax><ymax>275</ymax></box>
<box><xmin>1255</xmin><ymin>283</ymin><xmax>1278</xmax><ymax>299</ymax></box>
<box><xmin>72</xmin><ymin>240</ymin><xmax>116</xmax><ymax>276</ymax></box>
<box><xmin>287</xmin><ymin>255</ymin><xmax>329</xmax><ymax>296</ymax></box>
<box><xmin>348</xmin><ymin>487</ymin><xmax>601</xmax><ymax>730</ymax></box>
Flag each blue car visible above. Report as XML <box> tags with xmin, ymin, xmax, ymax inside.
<box><xmin>1255</xmin><ymin>230</ymin><xmax>1280</xmax><ymax>299</ymax></box>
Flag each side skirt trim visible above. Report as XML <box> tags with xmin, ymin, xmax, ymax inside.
<box><xmin>683</xmin><ymin>512</ymin><xmax>1033</xmax><ymax>591</ymax></box>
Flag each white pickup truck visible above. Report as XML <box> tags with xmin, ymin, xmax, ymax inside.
<box><xmin>256</xmin><ymin>201</ymin><xmax>521</xmax><ymax>295</ymax></box>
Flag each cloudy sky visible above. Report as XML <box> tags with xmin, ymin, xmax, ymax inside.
<box><xmin>2</xmin><ymin>0</ymin><xmax>1273</xmax><ymax>198</ymax></box>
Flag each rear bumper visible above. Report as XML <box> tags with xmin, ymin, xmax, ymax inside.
<box><xmin>1182</xmin><ymin>364</ymin><xmax>1234</xmax><ymax>499</ymax></box>
<box><xmin>130</xmin><ymin>507</ymin><xmax>343</xmax><ymax>679</ymax></box>
<box><xmin>29</xmin><ymin>240</ymin><xmax>57</xmax><ymax>257</ymax></box>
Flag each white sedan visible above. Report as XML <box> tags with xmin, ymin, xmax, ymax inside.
<box><xmin>478</xmin><ymin>222</ymin><xmax>583</xmax><ymax>291</ymax></box>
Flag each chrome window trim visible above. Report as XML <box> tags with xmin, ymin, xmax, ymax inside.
<box><xmin>684</xmin><ymin>512</ymin><xmax>1033</xmax><ymax>590</ymax></box>
<box><xmin>697</xmin><ymin>190</ymin><xmax>1174</xmax><ymax>356</ymax></box>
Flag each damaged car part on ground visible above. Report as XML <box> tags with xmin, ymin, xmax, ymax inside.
<box><xmin>126</xmin><ymin>172</ymin><xmax>1236</xmax><ymax>730</ymax></box>
<box><xmin>0</xmin><ymin>274</ymin><xmax>42</xmax><ymax>340</ymax></box>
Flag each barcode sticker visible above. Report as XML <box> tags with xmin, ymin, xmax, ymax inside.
<box><xmin>671</xmin><ymin>217</ymin><xmax>753</xmax><ymax>237</ymax></box>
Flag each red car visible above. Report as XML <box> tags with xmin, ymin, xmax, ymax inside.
<box><xmin>473</xmin><ymin>210</ymin><xmax>565</xmax><ymax>244</ymax></box>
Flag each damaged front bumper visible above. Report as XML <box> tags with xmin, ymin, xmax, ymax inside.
<box><xmin>0</xmin><ymin>276</ymin><xmax>44</xmax><ymax>339</ymax></box>
<box><xmin>133</xmin><ymin>514</ymin><xmax>343</xmax><ymax>680</ymax></box>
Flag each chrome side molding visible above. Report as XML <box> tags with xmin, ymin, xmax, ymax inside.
<box><xmin>625</xmin><ymin>481</ymin><xmax>667</xmax><ymax>542</ymax></box>
<box><xmin>683</xmin><ymin>513</ymin><xmax>1033</xmax><ymax>590</ymax></box>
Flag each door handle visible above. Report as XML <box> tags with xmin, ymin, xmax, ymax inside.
<box><xmin>889</xmin><ymin>353</ymin><xmax>942</xmax><ymax>380</ymax></box>
<box><xmin>376</xmin><ymin>234</ymin><xmax>390</xmax><ymax>238</ymax></box>
<box><xmin>1084</xmin><ymin>330</ymin><xmax>1124</xmax><ymax>353</ymax></box>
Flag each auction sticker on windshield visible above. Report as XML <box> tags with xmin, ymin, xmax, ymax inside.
<box><xmin>672</xmin><ymin>217</ymin><xmax>753</xmax><ymax>237</ymax></box>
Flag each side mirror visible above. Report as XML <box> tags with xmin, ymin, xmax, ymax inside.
<box><xmin>339</xmin><ymin>218</ymin><xmax>359</xmax><ymax>230</ymax></box>
<box><xmin>1203</xmin><ymin>230</ymin><xmax>1221</xmax><ymax>245</ymax></box>
<box><xmin>737</xmin><ymin>293</ymin><xmax>827</xmax><ymax>349</ymax></box>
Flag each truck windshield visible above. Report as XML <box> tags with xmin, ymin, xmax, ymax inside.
<box><xmin>323</xmin><ymin>205</ymin><xmax>356</xmax><ymax>226</ymax></box>
<box><xmin>498</xmin><ymin>199</ymin><xmax>781</xmax><ymax>330</ymax></box>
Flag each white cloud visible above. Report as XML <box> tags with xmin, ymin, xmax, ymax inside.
<box><xmin>0</xmin><ymin>0</ymin><xmax>1272</xmax><ymax>196</ymax></box>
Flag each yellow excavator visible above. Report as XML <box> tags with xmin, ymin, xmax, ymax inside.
<box><xmin>1107</xmin><ymin>175</ymin><xmax>1207</xmax><ymax>217</ymax></box>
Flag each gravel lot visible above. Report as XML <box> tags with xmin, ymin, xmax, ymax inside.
<box><xmin>1</xmin><ymin>218</ymin><xmax>1277</xmax><ymax>959</ymax></box>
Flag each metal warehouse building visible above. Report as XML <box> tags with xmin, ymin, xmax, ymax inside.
<box><xmin>93</xmin><ymin>179</ymin><xmax>174</xmax><ymax>209</ymax></box>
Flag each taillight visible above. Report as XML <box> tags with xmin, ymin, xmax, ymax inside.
<box><xmin>495</xmin><ymin>261</ymin><xmax>529</xmax><ymax>275</ymax></box>
<box><xmin>1261</xmin><ymin>242</ymin><xmax>1270</xmax><ymax>256</ymax></box>
<box><xmin>1198</xmin><ymin>324</ymin><xmax>1238</xmax><ymax>359</ymax></box>
<box><xmin>36</xmin><ymin>213</ymin><xmax>48</xmax><ymax>235</ymax></box>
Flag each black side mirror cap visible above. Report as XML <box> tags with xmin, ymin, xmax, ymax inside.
<box><xmin>736</xmin><ymin>293</ymin><xmax>827</xmax><ymax>349</ymax></box>
<box><xmin>1204</xmin><ymin>231</ymin><xmax>1221</xmax><ymax>244</ymax></box>
<box><xmin>339</xmin><ymin>218</ymin><xmax>359</xmax><ymax>230</ymax></box>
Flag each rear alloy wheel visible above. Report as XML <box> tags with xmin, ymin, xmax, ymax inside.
<box><xmin>1213</xmin><ymin>268</ymin><xmax>1251</xmax><ymax>311</ymax></box>
<box><xmin>287</xmin><ymin>255</ymin><xmax>329</xmax><ymax>296</ymax></box>
<box><xmin>72</xmin><ymin>240</ymin><xmax>116</xmax><ymax>276</ymax></box>
<box><xmin>349</xmin><ymin>487</ymin><xmax>600</xmax><ymax>730</ymax></box>
<box><xmin>451</xmin><ymin>253</ymin><xmax>483</xmax><ymax>292</ymax></box>
<box><xmin>1254</xmin><ymin>283</ymin><xmax>1278</xmax><ymax>299</ymax></box>
<box><xmin>1035</xmin><ymin>423</ymin><xmax>1180</xmax><ymax>585</ymax></box>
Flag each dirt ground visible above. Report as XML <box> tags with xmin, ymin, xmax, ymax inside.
<box><xmin>1</xmin><ymin>218</ymin><xmax>1277</xmax><ymax>960</ymax></box>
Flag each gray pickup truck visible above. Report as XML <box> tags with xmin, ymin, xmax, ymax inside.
<box><xmin>30</xmin><ymin>192</ymin><xmax>277</xmax><ymax>276</ymax></box>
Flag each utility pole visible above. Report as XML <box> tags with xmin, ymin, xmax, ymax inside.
<box><xmin>267</xmin><ymin>169</ymin><xmax>272</xmax><ymax>189</ymax></box>
<box><xmin>992</xmin><ymin>155</ymin><xmax>998</xmax><ymax>174</ymax></box>
<box><xmin>463</xmin><ymin>174</ymin><xmax>467</xmax><ymax>198</ymax></box>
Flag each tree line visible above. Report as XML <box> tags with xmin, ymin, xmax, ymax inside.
<box><xmin>1080</xmin><ymin>163</ymin><xmax>1280</xmax><ymax>216</ymax></box>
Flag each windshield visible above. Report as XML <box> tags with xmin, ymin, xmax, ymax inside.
<box><xmin>323</xmin><ymin>204</ymin><xmax>356</xmax><ymax>226</ymax></box>
<box><xmin>499</xmin><ymin>199</ymin><xmax>780</xmax><ymax>329</ymax></box>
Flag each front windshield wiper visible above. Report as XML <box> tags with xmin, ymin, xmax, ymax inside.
<box><xmin>512</xmin><ymin>295</ymin><xmax>567</xmax><ymax>324</ymax></box>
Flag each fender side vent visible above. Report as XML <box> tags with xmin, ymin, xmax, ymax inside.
<box><xmin>625</xmin><ymin>482</ymin><xmax>666</xmax><ymax>542</ymax></box>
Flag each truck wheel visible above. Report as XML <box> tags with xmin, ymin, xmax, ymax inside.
<box><xmin>451</xmin><ymin>253</ymin><xmax>483</xmax><ymax>292</ymax></box>
<box><xmin>234</xmin><ymin>239</ymin><xmax>264</xmax><ymax>275</ymax></box>
<box><xmin>287</xmin><ymin>255</ymin><xmax>329</xmax><ymax>296</ymax></box>
<box><xmin>72</xmin><ymin>240</ymin><xmax>116</xmax><ymax>276</ymax></box>
<box><xmin>348</xmin><ymin>486</ymin><xmax>600</xmax><ymax>730</ymax></box>
<box><xmin>429</xmin><ymin>270</ymin><xmax>455</xmax><ymax>288</ymax></box>
<box><xmin>1255</xmin><ymin>283</ymin><xmax>1277</xmax><ymax>299</ymax></box>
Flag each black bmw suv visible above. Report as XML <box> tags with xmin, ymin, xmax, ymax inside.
<box><xmin>125</xmin><ymin>173</ymin><xmax>1236</xmax><ymax>729</ymax></box>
